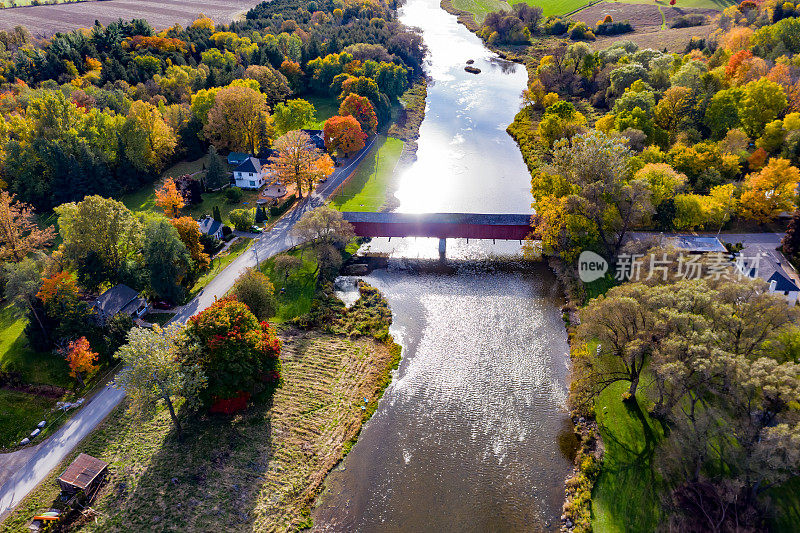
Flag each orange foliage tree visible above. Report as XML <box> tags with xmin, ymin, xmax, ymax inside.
<box><xmin>155</xmin><ymin>178</ymin><xmax>185</xmax><ymax>218</ymax></box>
<box><xmin>65</xmin><ymin>336</ymin><xmax>99</xmax><ymax>386</ymax></box>
<box><xmin>171</xmin><ymin>216</ymin><xmax>211</xmax><ymax>270</ymax></box>
<box><xmin>0</xmin><ymin>191</ymin><xmax>55</xmax><ymax>262</ymax></box>
<box><xmin>270</xmin><ymin>130</ymin><xmax>335</xmax><ymax>198</ymax></box>
<box><xmin>323</xmin><ymin>115</ymin><xmax>366</xmax><ymax>157</ymax></box>
<box><xmin>339</xmin><ymin>93</ymin><xmax>378</xmax><ymax>135</ymax></box>
<box><xmin>37</xmin><ymin>271</ymin><xmax>79</xmax><ymax>305</ymax></box>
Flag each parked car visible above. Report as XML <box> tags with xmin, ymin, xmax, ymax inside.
<box><xmin>152</xmin><ymin>300</ymin><xmax>172</xmax><ymax>310</ymax></box>
<box><xmin>250</xmin><ymin>225</ymin><xmax>263</xmax><ymax>234</ymax></box>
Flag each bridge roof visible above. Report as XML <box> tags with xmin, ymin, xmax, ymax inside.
<box><xmin>342</xmin><ymin>212</ymin><xmax>532</xmax><ymax>226</ymax></box>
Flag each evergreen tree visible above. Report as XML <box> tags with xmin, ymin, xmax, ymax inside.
<box><xmin>205</xmin><ymin>145</ymin><xmax>228</xmax><ymax>190</ymax></box>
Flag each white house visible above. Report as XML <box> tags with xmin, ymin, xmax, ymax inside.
<box><xmin>233</xmin><ymin>157</ymin><xmax>271</xmax><ymax>189</ymax></box>
<box><xmin>736</xmin><ymin>244</ymin><xmax>800</xmax><ymax>305</ymax></box>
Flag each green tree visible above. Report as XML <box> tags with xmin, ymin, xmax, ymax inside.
<box><xmin>143</xmin><ymin>217</ymin><xmax>192</xmax><ymax>303</ymax></box>
<box><xmin>273</xmin><ymin>99</ymin><xmax>317</xmax><ymax>136</ymax></box>
<box><xmin>121</xmin><ymin>100</ymin><xmax>178</xmax><ymax>173</ymax></box>
<box><xmin>737</xmin><ymin>78</ymin><xmax>787</xmax><ymax>138</ymax></box>
<box><xmin>232</xmin><ymin>269</ymin><xmax>277</xmax><ymax>320</ymax></box>
<box><xmin>3</xmin><ymin>257</ymin><xmax>46</xmax><ymax>339</ymax></box>
<box><xmin>55</xmin><ymin>196</ymin><xmax>143</xmax><ymax>287</ymax></box>
<box><xmin>204</xmin><ymin>145</ymin><xmax>228</xmax><ymax>190</ymax></box>
<box><xmin>116</xmin><ymin>325</ymin><xmax>206</xmax><ymax>441</ymax></box>
<box><xmin>228</xmin><ymin>209</ymin><xmax>254</xmax><ymax>231</ymax></box>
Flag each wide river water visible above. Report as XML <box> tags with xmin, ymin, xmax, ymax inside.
<box><xmin>311</xmin><ymin>0</ymin><xmax>572</xmax><ymax>530</ymax></box>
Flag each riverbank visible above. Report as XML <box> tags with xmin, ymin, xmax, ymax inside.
<box><xmin>0</xmin><ymin>325</ymin><xmax>400</xmax><ymax>532</ymax></box>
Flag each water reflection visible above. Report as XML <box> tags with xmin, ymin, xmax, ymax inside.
<box><xmin>314</xmin><ymin>261</ymin><xmax>571</xmax><ymax>532</ymax></box>
<box><xmin>393</xmin><ymin>0</ymin><xmax>532</xmax><ymax>214</ymax></box>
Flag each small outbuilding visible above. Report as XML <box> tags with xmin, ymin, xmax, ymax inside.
<box><xmin>94</xmin><ymin>284</ymin><xmax>148</xmax><ymax>325</ymax></box>
<box><xmin>57</xmin><ymin>453</ymin><xmax>108</xmax><ymax>496</ymax></box>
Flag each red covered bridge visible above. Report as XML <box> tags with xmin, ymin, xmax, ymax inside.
<box><xmin>342</xmin><ymin>212</ymin><xmax>533</xmax><ymax>254</ymax></box>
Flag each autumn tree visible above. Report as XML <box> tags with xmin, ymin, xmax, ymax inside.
<box><xmin>532</xmin><ymin>131</ymin><xmax>653</xmax><ymax>262</ymax></box>
<box><xmin>292</xmin><ymin>205</ymin><xmax>355</xmax><ymax>277</ymax></box>
<box><xmin>323</xmin><ymin>115</ymin><xmax>366</xmax><ymax>156</ymax></box>
<box><xmin>270</xmin><ymin>130</ymin><xmax>335</xmax><ymax>198</ymax></box>
<box><xmin>740</xmin><ymin>158</ymin><xmax>800</xmax><ymax>223</ymax></box>
<box><xmin>232</xmin><ymin>269</ymin><xmax>277</xmax><ymax>320</ymax></box>
<box><xmin>171</xmin><ymin>216</ymin><xmax>210</xmax><ymax>271</ymax></box>
<box><xmin>243</xmin><ymin>64</ymin><xmax>291</xmax><ymax>106</ymax></box>
<box><xmin>339</xmin><ymin>93</ymin><xmax>378</xmax><ymax>135</ymax></box>
<box><xmin>273</xmin><ymin>99</ymin><xmax>317</xmax><ymax>136</ymax></box>
<box><xmin>37</xmin><ymin>271</ymin><xmax>90</xmax><ymax>345</ymax></box>
<box><xmin>64</xmin><ymin>336</ymin><xmax>99</xmax><ymax>387</ymax></box>
<box><xmin>154</xmin><ymin>178</ymin><xmax>185</xmax><ymax>219</ymax></box>
<box><xmin>738</xmin><ymin>78</ymin><xmax>787</xmax><ymax>138</ymax></box>
<box><xmin>184</xmin><ymin>298</ymin><xmax>281</xmax><ymax>406</ymax></box>
<box><xmin>116</xmin><ymin>325</ymin><xmax>206</xmax><ymax>441</ymax></box>
<box><xmin>204</xmin><ymin>85</ymin><xmax>274</xmax><ymax>155</ymax></box>
<box><xmin>654</xmin><ymin>86</ymin><xmax>693</xmax><ymax>143</ymax></box>
<box><xmin>0</xmin><ymin>191</ymin><xmax>55</xmax><ymax>263</ymax></box>
<box><xmin>781</xmin><ymin>210</ymin><xmax>800</xmax><ymax>264</ymax></box>
<box><xmin>273</xmin><ymin>253</ymin><xmax>302</xmax><ymax>281</ymax></box>
<box><xmin>55</xmin><ymin>196</ymin><xmax>142</xmax><ymax>288</ymax></box>
<box><xmin>121</xmin><ymin>100</ymin><xmax>177</xmax><ymax>173</ymax></box>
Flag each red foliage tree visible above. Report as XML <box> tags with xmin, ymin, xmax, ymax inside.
<box><xmin>186</xmin><ymin>298</ymin><xmax>281</xmax><ymax>409</ymax></box>
<box><xmin>323</xmin><ymin>115</ymin><xmax>366</xmax><ymax>156</ymax></box>
<box><xmin>339</xmin><ymin>93</ymin><xmax>378</xmax><ymax>135</ymax></box>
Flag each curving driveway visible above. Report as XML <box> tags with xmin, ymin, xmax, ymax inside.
<box><xmin>0</xmin><ymin>136</ymin><xmax>377</xmax><ymax>522</ymax></box>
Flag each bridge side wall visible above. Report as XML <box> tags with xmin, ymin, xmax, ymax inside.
<box><xmin>349</xmin><ymin>222</ymin><xmax>531</xmax><ymax>240</ymax></box>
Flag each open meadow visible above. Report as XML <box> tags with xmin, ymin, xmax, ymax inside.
<box><xmin>0</xmin><ymin>0</ymin><xmax>254</xmax><ymax>36</ymax></box>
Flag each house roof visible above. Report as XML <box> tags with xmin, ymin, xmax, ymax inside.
<box><xmin>738</xmin><ymin>244</ymin><xmax>800</xmax><ymax>292</ymax></box>
<box><xmin>59</xmin><ymin>453</ymin><xmax>108</xmax><ymax>490</ymax></box>
<box><xmin>302</xmin><ymin>129</ymin><xmax>326</xmax><ymax>149</ymax></box>
<box><xmin>199</xmin><ymin>216</ymin><xmax>222</xmax><ymax>236</ymax></box>
<box><xmin>95</xmin><ymin>284</ymin><xmax>141</xmax><ymax>316</ymax></box>
<box><xmin>768</xmin><ymin>271</ymin><xmax>800</xmax><ymax>293</ymax></box>
<box><xmin>665</xmin><ymin>235</ymin><xmax>727</xmax><ymax>253</ymax></box>
<box><xmin>227</xmin><ymin>152</ymin><xmax>249</xmax><ymax>164</ymax></box>
<box><xmin>234</xmin><ymin>157</ymin><xmax>266</xmax><ymax>174</ymax></box>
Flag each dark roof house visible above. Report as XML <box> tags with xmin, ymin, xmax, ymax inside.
<box><xmin>94</xmin><ymin>284</ymin><xmax>147</xmax><ymax>323</ymax></box>
<box><xmin>58</xmin><ymin>453</ymin><xmax>108</xmax><ymax>495</ymax></box>
<box><xmin>302</xmin><ymin>129</ymin><xmax>326</xmax><ymax>150</ymax></box>
<box><xmin>737</xmin><ymin>244</ymin><xmax>800</xmax><ymax>304</ymax></box>
<box><xmin>198</xmin><ymin>215</ymin><xmax>223</xmax><ymax>239</ymax></box>
<box><xmin>233</xmin><ymin>157</ymin><xmax>267</xmax><ymax>175</ymax></box>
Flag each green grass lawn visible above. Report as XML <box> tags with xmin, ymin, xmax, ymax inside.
<box><xmin>189</xmin><ymin>237</ymin><xmax>253</xmax><ymax>298</ymax></box>
<box><xmin>142</xmin><ymin>312</ymin><xmax>175</xmax><ymax>326</ymax></box>
<box><xmin>0</xmin><ymin>389</ymin><xmax>58</xmax><ymax>449</ymax></box>
<box><xmin>122</xmin><ymin>156</ymin><xmax>264</xmax><ymax>227</ymax></box>
<box><xmin>0</xmin><ymin>303</ymin><xmax>69</xmax><ymax>387</ymax></box>
<box><xmin>453</xmin><ymin>0</ymin><xmax>510</xmax><ymax>21</ymax></box>
<box><xmin>260</xmin><ymin>249</ymin><xmax>318</xmax><ymax>322</ymax></box>
<box><xmin>592</xmin><ymin>381</ymin><xmax>665</xmax><ymax>532</ymax></box>
<box><xmin>331</xmin><ymin>136</ymin><xmax>404</xmax><ymax>212</ymax></box>
<box><xmin>770</xmin><ymin>476</ymin><xmax>800</xmax><ymax>530</ymax></box>
<box><xmin>306</xmin><ymin>95</ymin><xmax>340</xmax><ymax>129</ymax></box>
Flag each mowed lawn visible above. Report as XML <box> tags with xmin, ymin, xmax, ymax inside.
<box><xmin>259</xmin><ymin>248</ymin><xmax>318</xmax><ymax>323</ymax></box>
<box><xmin>591</xmin><ymin>381</ymin><xmax>664</xmax><ymax>532</ymax></box>
<box><xmin>331</xmin><ymin>135</ymin><xmax>404</xmax><ymax>212</ymax></box>
<box><xmin>306</xmin><ymin>95</ymin><xmax>340</xmax><ymax>130</ymax></box>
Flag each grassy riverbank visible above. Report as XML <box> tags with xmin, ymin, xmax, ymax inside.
<box><xmin>331</xmin><ymin>135</ymin><xmax>404</xmax><ymax>212</ymax></box>
<box><xmin>0</xmin><ymin>329</ymin><xmax>400</xmax><ymax>532</ymax></box>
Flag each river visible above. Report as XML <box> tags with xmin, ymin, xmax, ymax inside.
<box><xmin>311</xmin><ymin>0</ymin><xmax>572</xmax><ymax>530</ymax></box>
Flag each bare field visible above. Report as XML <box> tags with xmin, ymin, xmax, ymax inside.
<box><xmin>0</xmin><ymin>0</ymin><xmax>255</xmax><ymax>37</ymax></box>
<box><xmin>574</xmin><ymin>2</ymin><xmax>718</xmax><ymax>27</ymax></box>
<box><xmin>592</xmin><ymin>23</ymin><xmax>715</xmax><ymax>51</ymax></box>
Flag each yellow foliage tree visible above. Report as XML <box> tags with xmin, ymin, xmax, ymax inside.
<box><xmin>740</xmin><ymin>158</ymin><xmax>800</xmax><ymax>223</ymax></box>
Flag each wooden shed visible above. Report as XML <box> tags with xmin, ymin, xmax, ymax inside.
<box><xmin>57</xmin><ymin>454</ymin><xmax>108</xmax><ymax>495</ymax></box>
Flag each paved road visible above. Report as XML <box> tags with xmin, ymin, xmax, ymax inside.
<box><xmin>0</xmin><ymin>136</ymin><xmax>377</xmax><ymax>521</ymax></box>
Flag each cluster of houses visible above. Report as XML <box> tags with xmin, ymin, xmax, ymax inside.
<box><xmin>634</xmin><ymin>234</ymin><xmax>800</xmax><ymax>305</ymax></box>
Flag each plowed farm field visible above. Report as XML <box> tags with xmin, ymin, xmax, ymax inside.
<box><xmin>0</xmin><ymin>0</ymin><xmax>255</xmax><ymax>37</ymax></box>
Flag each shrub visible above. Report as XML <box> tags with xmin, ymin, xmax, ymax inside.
<box><xmin>670</xmin><ymin>14</ymin><xmax>706</xmax><ymax>28</ymax></box>
<box><xmin>595</xmin><ymin>20</ymin><xmax>633</xmax><ymax>35</ymax></box>
<box><xmin>225</xmin><ymin>186</ymin><xmax>244</xmax><ymax>203</ymax></box>
<box><xmin>270</xmin><ymin>194</ymin><xmax>297</xmax><ymax>217</ymax></box>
